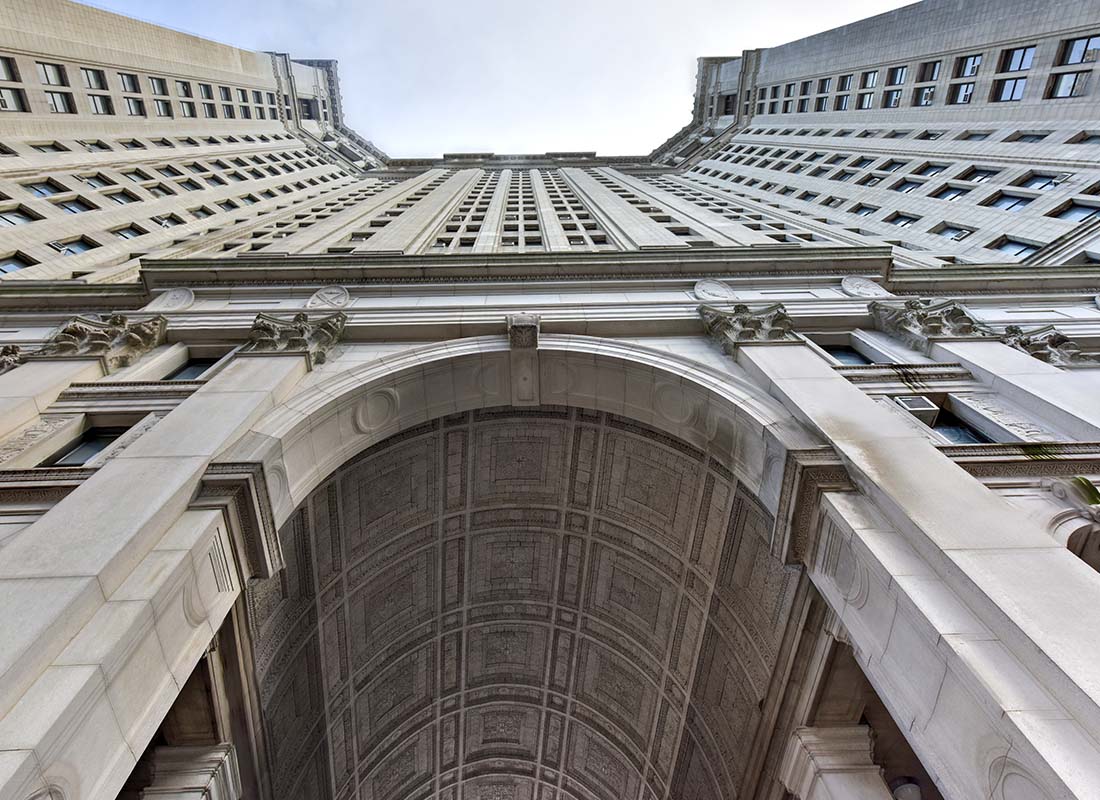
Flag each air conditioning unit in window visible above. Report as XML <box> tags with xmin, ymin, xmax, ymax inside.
<box><xmin>895</xmin><ymin>395</ymin><xmax>940</xmax><ymax>424</ymax></box>
<box><xmin>47</xmin><ymin>240</ymin><xmax>65</xmax><ymax>252</ymax></box>
<box><xmin>1054</xmin><ymin>173</ymin><xmax>1073</xmax><ymax>184</ymax></box>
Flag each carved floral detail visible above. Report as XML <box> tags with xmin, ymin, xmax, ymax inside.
<box><xmin>243</xmin><ymin>311</ymin><xmax>346</xmax><ymax>366</ymax></box>
<box><xmin>868</xmin><ymin>298</ymin><xmax>994</xmax><ymax>352</ymax></box>
<box><xmin>1001</xmin><ymin>325</ymin><xmax>1100</xmax><ymax>367</ymax></box>
<box><xmin>32</xmin><ymin>314</ymin><xmax>168</xmax><ymax>372</ymax></box>
<box><xmin>699</xmin><ymin>303</ymin><xmax>797</xmax><ymax>352</ymax></box>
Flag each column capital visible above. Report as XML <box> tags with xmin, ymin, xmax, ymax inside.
<box><xmin>0</xmin><ymin>344</ymin><xmax>22</xmax><ymax>376</ymax></box>
<box><xmin>241</xmin><ymin>311</ymin><xmax>346</xmax><ymax>367</ymax></box>
<box><xmin>698</xmin><ymin>302</ymin><xmax>800</xmax><ymax>353</ymax></box>
<box><xmin>868</xmin><ymin>297</ymin><xmax>995</xmax><ymax>354</ymax></box>
<box><xmin>28</xmin><ymin>313</ymin><xmax>167</xmax><ymax>373</ymax></box>
<box><xmin>780</xmin><ymin>726</ymin><xmax>891</xmax><ymax>800</ymax></box>
<box><xmin>139</xmin><ymin>744</ymin><xmax>241</xmax><ymax>799</ymax></box>
<box><xmin>1002</xmin><ymin>324</ymin><xmax>1100</xmax><ymax>368</ymax></box>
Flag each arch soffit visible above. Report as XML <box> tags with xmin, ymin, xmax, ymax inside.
<box><xmin>227</xmin><ymin>333</ymin><xmax>818</xmax><ymax>528</ymax></box>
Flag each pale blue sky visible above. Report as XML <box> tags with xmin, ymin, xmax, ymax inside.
<box><xmin>87</xmin><ymin>0</ymin><xmax>915</xmax><ymax>157</ymax></box>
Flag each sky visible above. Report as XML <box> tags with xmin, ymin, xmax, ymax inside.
<box><xmin>89</xmin><ymin>0</ymin><xmax>916</xmax><ymax>158</ymax></box>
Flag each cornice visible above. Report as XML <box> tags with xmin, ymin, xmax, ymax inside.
<box><xmin>884</xmin><ymin>262</ymin><xmax>1100</xmax><ymax>295</ymax></box>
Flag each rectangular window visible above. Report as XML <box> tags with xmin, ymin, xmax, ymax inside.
<box><xmin>202</xmin><ymin>102</ymin><xmax>217</xmax><ymax>118</ymax></box>
<box><xmin>914</xmin><ymin>86</ymin><xmax>935</xmax><ymax>106</ymax></box>
<box><xmin>886</xmin><ymin>66</ymin><xmax>907</xmax><ymax>85</ymax></box>
<box><xmin>988</xmin><ymin>192</ymin><xmax>1033</xmax><ymax>211</ymax></box>
<box><xmin>175</xmin><ymin>80</ymin><xmax>192</xmax><ymax>97</ymax></box>
<box><xmin>222</xmin><ymin>104</ymin><xmax>235</xmax><ymax>118</ymax></box>
<box><xmin>45</xmin><ymin>90</ymin><xmax>75</xmax><ymax>113</ymax></box>
<box><xmin>36</xmin><ymin>62</ymin><xmax>67</xmax><ymax>85</ymax></box>
<box><xmin>198</xmin><ymin>83</ymin><xmax>213</xmax><ymax>100</ymax></box>
<box><xmin>936</xmin><ymin>225</ymin><xmax>973</xmax><ymax>241</ymax></box>
<box><xmin>800</xmin><ymin>80</ymin><xmax>811</xmax><ymax>95</ymax></box>
<box><xmin>814</xmin><ymin>96</ymin><xmax>828</xmax><ymax>112</ymax></box>
<box><xmin>0</xmin><ymin>87</ymin><xmax>27</xmax><ymax>112</ymax></box>
<box><xmin>955</xmin><ymin>54</ymin><xmax>982</xmax><ymax>77</ymax></box>
<box><xmin>817</xmin><ymin>77</ymin><xmax>832</xmax><ymax>93</ymax></box>
<box><xmin>1048</xmin><ymin>71</ymin><xmax>1091</xmax><ymax>98</ymax></box>
<box><xmin>838</xmin><ymin>74</ymin><xmax>852</xmax><ymax>92</ymax></box>
<box><xmin>797</xmin><ymin>98</ymin><xmax>809</xmax><ymax>112</ymax></box>
<box><xmin>80</xmin><ymin>67</ymin><xmax>106</xmax><ymax>90</ymax></box>
<box><xmin>857</xmin><ymin>92</ymin><xmax>873</xmax><ymax>109</ymax></box>
<box><xmin>992</xmin><ymin>238</ymin><xmax>1039</xmax><ymax>257</ymax></box>
<box><xmin>1054</xmin><ymin>202</ymin><xmax>1100</xmax><ymax>222</ymax></box>
<box><xmin>1059</xmin><ymin>35</ymin><xmax>1100</xmax><ymax>65</ymax></box>
<box><xmin>125</xmin><ymin>96</ymin><xmax>145</xmax><ymax>116</ymax></box>
<box><xmin>992</xmin><ymin>77</ymin><xmax>1027</xmax><ymax>101</ymax></box>
<box><xmin>42</xmin><ymin>428</ymin><xmax>126</xmax><ymax>467</ymax></box>
<box><xmin>933</xmin><ymin>185</ymin><xmax>969</xmax><ymax>201</ymax></box>
<box><xmin>0</xmin><ymin>206</ymin><xmax>38</xmax><ymax>225</ymax></box>
<box><xmin>918</xmin><ymin>60</ymin><xmax>941</xmax><ymax>82</ymax></box>
<box><xmin>887</xmin><ymin>213</ymin><xmax>919</xmax><ymax>227</ymax></box>
<box><xmin>961</xmin><ymin>167</ymin><xmax>998</xmax><ymax>182</ymax></box>
<box><xmin>149</xmin><ymin>76</ymin><xmax>168</xmax><ymax>95</ymax></box>
<box><xmin>251</xmin><ymin>89</ymin><xmax>263</xmax><ymax>104</ymax></box>
<box><xmin>154</xmin><ymin>98</ymin><xmax>173</xmax><ymax>117</ymax></box>
<box><xmin>860</xmin><ymin>70</ymin><xmax>878</xmax><ymax>89</ymax></box>
<box><xmin>0</xmin><ymin>254</ymin><xmax>33</xmax><ymax>274</ymax></box>
<box><xmin>240</xmin><ymin>105</ymin><xmax>252</xmax><ymax>119</ymax></box>
<box><xmin>236</xmin><ymin>88</ymin><xmax>248</xmax><ymax>103</ymax></box>
<box><xmin>948</xmin><ymin>82</ymin><xmax>975</xmax><ymax>104</ymax></box>
<box><xmin>1000</xmin><ymin>46</ymin><xmax>1035</xmax><ymax>71</ymax></box>
<box><xmin>88</xmin><ymin>94</ymin><xmax>113</xmax><ymax>115</ymax></box>
<box><xmin>55</xmin><ymin>197</ymin><xmax>94</xmax><ymax>213</ymax></box>
<box><xmin>119</xmin><ymin>72</ymin><xmax>139</xmax><ymax>92</ymax></box>
<box><xmin>1017</xmin><ymin>173</ymin><xmax>1060</xmax><ymax>190</ymax></box>
<box><xmin>834</xmin><ymin>94</ymin><xmax>850</xmax><ymax>111</ymax></box>
<box><xmin>882</xmin><ymin>89</ymin><xmax>901</xmax><ymax>108</ymax></box>
<box><xmin>893</xmin><ymin>179</ymin><xmax>922</xmax><ymax>193</ymax></box>
<box><xmin>0</xmin><ymin>56</ymin><xmax>18</xmax><ymax>82</ymax></box>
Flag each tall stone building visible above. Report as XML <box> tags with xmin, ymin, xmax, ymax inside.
<box><xmin>1</xmin><ymin>0</ymin><xmax>1100</xmax><ymax>798</ymax></box>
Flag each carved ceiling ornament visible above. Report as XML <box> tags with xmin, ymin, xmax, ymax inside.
<box><xmin>0</xmin><ymin>345</ymin><xmax>23</xmax><ymax>376</ymax></box>
<box><xmin>868</xmin><ymin>298</ymin><xmax>995</xmax><ymax>353</ymax></box>
<box><xmin>699</xmin><ymin>302</ymin><xmax>799</xmax><ymax>353</ymax></box>
<box><xmin>243</xmin><ymin>311</ymin><xmax>346</xmax><ymax>367</ymax></box>
<box><xmin>1001</xmin><ymin>324</ymin><xmax>1100</xmax><ymax>368</ymax></box>
<box><xmin>31</xmin><ymin>313</ymin><xmax>168</xmax><ymax>373</ymax></box>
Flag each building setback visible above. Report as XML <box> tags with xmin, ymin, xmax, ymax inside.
<box><xmin>1</xmin><ymin>1</ymin><xmax>1100</xmax><ymax>799</ymax></box>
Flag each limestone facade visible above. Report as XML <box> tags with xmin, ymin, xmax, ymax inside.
<box><xmin>1</xmin><ymin>1</ymin><xmax>1100</xmax><ymax>800</ymax></box>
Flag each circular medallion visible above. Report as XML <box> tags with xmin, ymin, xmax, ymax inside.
<box><xmin>840</xmin><ymin>276</ymin><xmax>892</xmax><ymax>298</ymax></box>
<box><xmin>307</xmin><ymin>286</ymin><xmax>351</xmax><ymax>309</ymax></box>
<box><xmin>694</xmin><ymin>279</ymin><xmax>737</xmax><ymax>302</ymax></box>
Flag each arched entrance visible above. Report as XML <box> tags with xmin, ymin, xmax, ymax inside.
<box><xmin>249</xmin><ymin>407</ymin><xmax>803</xmax><ymax>800</ymax></box>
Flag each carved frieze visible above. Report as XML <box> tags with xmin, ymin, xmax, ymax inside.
<box><xmin>30</xmin><ymin>314</ymin><xmax>168</xmax><ymax>372</ymax></box>
<box><xmin>868</xmin><ymin>298</ymin><xmax>994</xmax><ymax>353</ymax></box>
<box><xmin>242</xmin><ymin>311</ymin><xmax>346</xmax><ymax>367</ymax></box>
<box><xmin>699</xmin><ymin>303</ymin><xmax>798</xmax><ymax>354</ymax></box>
<box><xmin>1001</xmin><ymin>325</ymin><xmax>1100</xmax><ymax>368</ymax></box>
<box><xmin>0</xmin><ymin>414</ymin><xmax>80</xmax><ymax>467</ymax></box>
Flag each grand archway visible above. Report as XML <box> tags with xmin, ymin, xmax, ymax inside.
<box><xmin>245</xmin><ymin>402</ymin><xmax>805</xmax><ymax>800</ymax></box>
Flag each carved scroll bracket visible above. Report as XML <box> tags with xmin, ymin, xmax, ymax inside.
<box><xmin>868</xmin><ymin>298</ymin><xmax>995</xmax><ymax>354</ymax></box>
<box><xmin>1002</xmin><ymin>324</ymin><xmax>1100</xmax><ymax>368</ymax></box>
<box><xmin>699</xmin><ymin>303</ymin><xmax>801</xmax><ymax>355</ymax></box>
<box><xmin>28</xmin><ymin>313</ymin><xmax>168</xmax><ymax>374</ymax></box>
<box><xmin>240</xmin><ymin>311</ymin><xmax>346</xmax><ymax>369</ymax></box>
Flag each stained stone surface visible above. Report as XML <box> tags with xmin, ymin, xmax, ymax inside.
<box><xmin>246</xmin><ymin>406</ymin><xmax>801</xmax><ymax>800</ymax></box>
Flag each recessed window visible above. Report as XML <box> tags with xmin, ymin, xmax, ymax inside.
<box><xmin>41</xmin><ymin>427</ymin><xmax>127</xmax><ymax>467</ymax></box>
<box><xmin>817</xmin><ymin>77</ymin><xmax>832</xmax><ymax>93</ymax></box>
<box><xmin>882</xmin><ymin>89</ymin><xmax>902</xmax><ymax>108</ymax></box>
<box><xmin>106</xmin><ymin>189</ymin><xmax>139</xmax><ymax>205</ymax></box>
<box><xmin>825</xmin><ymin>345</ymin><xmax>872</xmax><ymax>365</ymax></box>
<box><xmin>0</xmin><ymin>205</ymin><xmax>39</xmax><ymax>226</ymax></box>
<box><xmin>913</xmin><ymin>86</ymin><xmax>934</xmax><ymax>106</ymax></box>
<box><xmin>948</xmin><ymin>83</ymin><xmax>975</xmax><ymax>104</ymax></box>
<box><xmin>990</xmin><ymin>237</ymin><xmax>1040</xmax><ymax>258</ymax></box>
<box><xmin>955</xmin><ymin>54</ymin><xmax>982</xmax><ymax>78</ymax></box>
<box><xmin>916</xmin><ymin>163</ymin><xmax>947</xmax><ymax>177</ymax></box>
<box><xmin>45</xmin><ymin>91</ymin><xmax>75</xmax><ymax>113</ymax></box>
<box><xmin>935</xmin><ymin>224</ymin><xmax>974</xmax><ymax>241</ymax></box>
<box><xmin>838</xmin><ymin>75</ymin><xmax>853</xmax><ymax>92</ymax></box>
<box><xmin>887</xmin><ymin>213</ymin><xmax>919</xmax><ymax>227</ymax></box>
<box><xmin>892</xmin><ymin>179</ymin><xmax>923</xmax><ymax>194</ymax></box>
<box><xmin>860</xmin><ymin>70</ymin><xmax>878</xmax><ymax>89</ymax></box>
<box><xmin>149</xmin><ymin>76</ymin><xmax>168</xmax><ymax>95</ymax></box>
<box><xmin>851</xmin><ymin>204</ymin><xmax>878</xmax><ymax>217</ymax></box>
<box><xmin>0</xmin><ymin>87</ymin><xmax>28</xmax><ymax>112</ymax></box>
<box><xmin>960</xmin><ymin>167</ymin><xmax>999</xmax><ymax>183</ymax></box>
<box><xmin>88</xmin><ymin>94</ymin><xmax>113</xmax><ymax>115</ymax></box>
<box><xmin>1058</xmin><ymin>34</ymin><xmax>1100</xmax><ymax>66</ymax></box>
<box><xmin>112</xmin><ymin>224</ymin><xmax>146</xmax><ymax>239</ymax></box>
<box><xmin>857</xmin><ymin>92</ymin><xmax>873</xmax><ymax>109</ymax></box>
<box><xmin>154</xmin><ymin>99</ymin><xmax>173</xmax><ymax>117</ymax></box>
<box><xmin>959</xmin><ymin>130</ymin><xmax>990</xmax><ymax>141</ymax></box>
<box><xmin>1000</xmin><ymin>46</ymin><xmax>1035</xmax><ymax>72</ymax></box>
<box><xmin>50</xmin><ymin>236</ymin><xmax>97</xmax><ymax>255</ymax></box>
<box><xmin>886</xmin><ymin>66</ymin><xmax>907</xmax><ymax>85</ymax></box>
<box><xmin>933</xmin><ymin>411</ymin><xmax>990</xmax><ymax>444</ymax></box>
<box><xmin>202</xmin><ymin>102</ymin><xmax>216</xmax><ymax>118</ymax></box>
<box><xmin>1048</xmin><ymin>71</ymin><xmax>1091</xmax><ymax>99</ymax></box>
<box><xmin>986</xmin><ymin>192</ymin><xmax>1033</xmax><ymax>211</ymax></box>
<box><xmin>0</xmin><ymin>56</ymin><xmax>19</xmax><ymax>82</ymax></box>
<box><xmin>180</xmin><ymin>101</ymin><xmax>196</xmax><ymax>118</ymax></box>
<box><xmin>1008</xmin><ymin>131</ymin><xmax>1048</xmax><ymax>143</ymax></box>
<box><xmin>0</xmin><ymin>253</ymin><xmax>34</xmax><ymax>273</ymax></box>
<box><xmin>917</xmin><ymin>60</ymin><xmax>941</xmax><ymax>82</ymax></box>
<box><xmin>125</xmin><ymin>97</ymin><xmax>146</xmax><ymax>116</ymax></box>
<box><xmin>1053</xmin><ymin>202</ymin><xmax>1100</xmax><ymax>222</ymax></box>
<box><xmin>26</xmin><ymin>179</ymin><xmax>63</xmax><ymax>196</ymax></box>
<box><xmin>1016</xmin><ymin>173</ymin><xmax>1062</xmax><ymax>190</ymax></box>
<box><xmin>165</xmin><ymin>358</ymin><xmax>219</xmax><ymax>381</ymax></box>
<box><xmin>36</xmin><ymin>62</ymin><xmax>67</xmax><ymax>85</ymax></box>
<box><xmin>992</xmin><ymin>77</ymin><xmax>1027</xmax><ymax>102</ymax></box>
<box><xmin>54</xmin><ymin>196</ymin><xmax>95</xmax><ymax>214</ymax></box>
<box><xmin>933</xmin><ymin>185</ymin><xmax>970</xmax><ymax>201</ymax></box>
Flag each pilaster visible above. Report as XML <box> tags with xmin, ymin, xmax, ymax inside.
<box><xmin>779</xmin><ymin>726</ymin><xmax>892</xmax><ymax>800</ymax></box>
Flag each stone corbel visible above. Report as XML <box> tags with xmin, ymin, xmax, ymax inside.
<box><xmin>699</xmin><ymin>302</ymin><xmax>800</xmax><ymax>354</ymax></box>
<box><xmin>27</xmin><ymin>313</ymin><xmax>168</xmax><ymax>373</ymax></box>
<box><xmin>868</xmin><ymin>298</ymin><xmax>995</xmax><ymax>354</ymax></box>
<box><xmin>507</xmin><ymin>313</ymin><xmax>540</xmax><ymax>406</ymax></box>
<box><xmin>239</xmin><ymin>311</ymin><xmax>346</xmax><ymax>368</ymax></box>
<box><xmin>190</xmin><ymin>462</ymin><xmax>281</xmax><ymax>580</ymax></box>
<box><xmin>1002</xmin><ymin>324</ymin><xmax>1100</xmax><ymax>368</ymax></box>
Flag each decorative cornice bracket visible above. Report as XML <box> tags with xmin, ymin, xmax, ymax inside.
<box><xmin>240</xmin><ymin>311</ymin><xmax>346</xmax><ymax>368</ymax></box>
<box><xmin>1002</xmin><ymin>324</ymin><xmax>1100</xmax><ymax>368</ymax></box>
<box><xmin>868</xmin><ymin>298</ymin><xmax>995</xmax><ymax>354</ymax></box>
<box><xmin>698</xmin><ymin>303</ymin><xmax>800</xmax><ymax>355</ymax></box>
<box><xmin>28</xmin><ymin>313</ymin><xmax>168</xmax><ymax>373</ymax></box>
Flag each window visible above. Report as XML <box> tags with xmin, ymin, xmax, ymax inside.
<box><xmin>55</xmin><ymin>197</ymin><xmax>95</xmax><ymax>214</ymax></box>
<box><xmin>25</xmin><ymin>180</ymin><xmax>62</xmax><ymax>196</ymax></box>
<box><xmin>42</xmin><ymin>427</ymin><xmax>126</xmax><ymax>467</ymax></box>
<box><xmin>88</xmin><ymin>94</ymin><xmax>113</xmax><ymax>115</ymax></box>
<box><xmin>80</xmin><ymin>67</ymin><xmax>106</xmax><ymax>90</ymax></box>
<box><xmin>236</xmin><ymin>88</ymin><xmax>248</xmax><ymax>103</ymax></box>
<box><xmin>222</xmin><ymin>104</ymin><xmax>235</xmax><ymax>118</ymax></box>
<box><xmin>0</xmin><ymin>87</ymin><xmax>27</xmax><ymax>112</ymax></box>
<box><xmin>825</xmin><ymin>345</ymin><xmax>872</xmax><ymax>365</ymax></box>
<box><xmin>851</xmin><ymin>204</ymin><xmax>878</xmax><ymax>216</ymax></box>
<box><xmin>0</xmin><ymin>56</ymin><xmax>18</xmax><ymax>82</ymax></box>
<box><xmin>892</xmin><ymin>179</ymin><xmax>922</xmax><ymax>193</ymax></box>
<box><xmin>992</xmin><ymin>78</ymin><xmax>1027</xmax><ymax>101</ymax></box>
<box><xmin>992</xmin><ymin>238</ymin><xmax>1040</xmax><ymax>257</ymax></box>
<box><xmin>149</xmin><ymin>76</ymin><xmax>168</xmax><ymax>95</ymax></box>
<box><xmin>961</xmin><ymin>167</ymin><xmax>998</xmax><ymax>183</ymax></box>
<box><xmin>0</xmin><ymin>206</ymin><xmax>38</xmax><ymax>226</ymax></box>
<box><xmin>119</xmin><ymin>72</ymin><xmax>140</xmax><ymax>93</ymax></box>
<box><xmin>112</xmin><ymin>224</ymin><xmax>145</xmax><ymax>239</ymax></box>
<box><xmin>883</xmin><ymin>89</ymin><xmax>902</xmax><ymax>108</ymax></box>
<box><xmin>1059</xmin><ymin>35</ymin><xmax>1100</xmax><ymax>65</ymax></box>
<box><xmin>834</xmin><ymin>95</ymin><xmax>850</xmax><ymax>111</ymax></box>
<box><xmin>857</xmin><ymin>92</ymin><xmax>873</xmax><ymax>109</ymax></box>
<box><xmin>860</xmin><ymin>71</ymin><xmax>878</xmax><ymax>89</ymax></box>
<box><xmin>239</xmin><ymin>105</ymin><xmax>251</xmax><ymax>119</ymax></box>
<box><xmin>881</xmin><ymin>159</ymin><xmax>906</xmax><ymax>172</ymax></box>
<box><xmin>955</xmin><ymin>54</ymin><xmax>982</xmax><ymax>77</ymax></box>
<box><xmin>1017</xmin><ymin>173</ymin><xmax>1061</xmax><ymax>190</ymax></box>
<box><xmin>948</xmin><ymin>82</ymin><xmax>975</xmax><ymax>104</ymax></box>
<box><xmin>0</xmin><ymin>253</ymin><xmax>33</xmax><ymax>273</ymax></box>
<box><xmin>838</xmin><ymin>75</ymin><xmax>853</xmax><ymax>91</ymax></box>
<box><xmin>817</xmin><ymin>77</ymin><xmax>832</xmax><ymax>93</ymax></box>
<box><xmin>887</xmin><ymin>213</ymin><xmax>919</xmax><ymax>227</ymax></box>
<box><xmin>36</xmin><ymin>62</ymin><xmax>67</xmax><ymax>85</ymax></box>
<box><xmin>959</xmin><ymin>130</ymin><xmax>990</xmax><ymax>140</ymax></box>
<box><xmin>887</xmin><ymin>66</ymin><xmax>907</xmax><ymax>85</ymax></box>
<box><xmin>1010</xmin><ymin>131</ymin><xmax>1048</xmax><ymax>143</ymax></box>
<box><xmin>125</xmin><ymin>97</ymin><xmax>145</xmax><ymax>116</ymax></box>
<box><xmin>165</xmin><ymin>358</ymin><xmax>219</xmax><ymax>381</ymax></box>
<box><xmin>1000</xmin><ymin>46</ymin><xmax>1035</xmax><ymax>72</ymax></box>
<box><xmin>122</xmin><ymin>168</ymin><xmax>149</xmax><ymax>181</ymax></box>
<box><xmin>180</xmin><ymin>101</ymin><xmax>196</xmax><ymax>117</ymax></box>
<box><xmin>45</xmin><ymin>91</ymin><xmax>75</xmax><ymax>113</ymax></box>
<box><xmin>918</xmin><ymin>60</ymin><xmax>941</xmax><ymax>82</ymax></box>
<box><xmin>987</xmin><ymin>192</ymin><xmax>1033</xmax><ymax>211</ymax></box>
<box><xmin>936</xmin><ymin>224</ymin><xmax>973</xmax><ymax>241</ymax></box>
<box><xmin>31</xmin><ymin>141</ymin><xmax>66</xmax><ymax>153</ymax></box>
<box><xmin>154</xmin><ymin>99</ymin><xmax>173</xmax><ymax>117</ymax></box>
<box><xmin>933</xmin><ymin>185</ymin><xmax>970</xmax><ymax>201</ymax></box>
<box><xmin>106</xmin><ymin>190</ymin><xmax>138</xmax><ymax>205</ymax></box>
<box><xmin>1048</xmin><ymin>71</ymin><xmax>1091</xmax><ymax>98</ymax></box>
<box><xmin>933</xmin><ymin>411</ymin><xmax>990</xmax><ymax>444</ymax></box>
<box><xmin>202</xmin><ymin>102</ymin><xmax>217</xmax><ymax>118</ymax></box>
<box><xmin>913</xmin><ymin>86</ymin><xmax>935</xmax><ymax>106</ymax></box>
<box><xmin>916</xmin><ymin>163</ymin><xmax>946</xmax><ymax>176</ymax></box>
<box><xmin>814</xmin><ymin>97</ymin><xmax>828</xmax><ymax>112</ymax></box>
<box><xmin>1054</xmin><ymin>202</ymin><xmax>1100</xmax><ymax>222</ymax></box>
<box><xmin>175</xmin><ymin>80</ymin><xmax>192</xmax><ymax>97</ymax></box>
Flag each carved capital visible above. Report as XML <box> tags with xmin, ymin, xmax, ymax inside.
<box><xmin>1044</xmin><ymin>476</ymin><xmax>1100</xmax><ymax>523</ymax></box>
<box><xmin>507</xmin><ymin>313</ymin><xmax>540</xmax><ymax>349</ymax></box>
<box><xmin>780</xmin><ymin>726</ymin><xmax>888</xmax><ymax>800</ymax></box>
<box><xmin>699</xmin><ymin>303</ymin><xmax>798</xmax><ymax>354</ymax></box>
<box><xmin>139</xmin><ymin>744</ymin><xmax>242</xmax><ymax>800</ymax></box>
<box><xmin>0</xmin><ymin>344</ymin><xmax>23</xmax><ymax>376</ymax></box>
<box><xmin>1002</xmin><ymin>324</ymin><xmax>1100</xmax><ymax>368</ymax></box>
<box><xmin>242</xmin><ymin>311</ymin><xmax>346</xmax><ymax>367</ymax></box>
<box><xmin>868</xmin><ymin>298</ymin><xmax>994</xmax><ymax>353</ymax></box>
<box><xmin>31</xmin><ymin>314</ymin><xmax>167</xmax><ymax>373</ymax></box>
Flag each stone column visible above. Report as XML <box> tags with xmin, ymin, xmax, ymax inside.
<box><xmin>139</xmin><ymin>744</ymin><xmax>242</xmax><ymax>799</ymax></box>
<box><xmin>701</xmin><ymin>303</ymin><xmax>1100</xmax><ymax>799</ymax></box>
<box><xmin>779</xmin><ymin>726</ymin><xmax>893</xmax><ymax>800</ymax></box>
